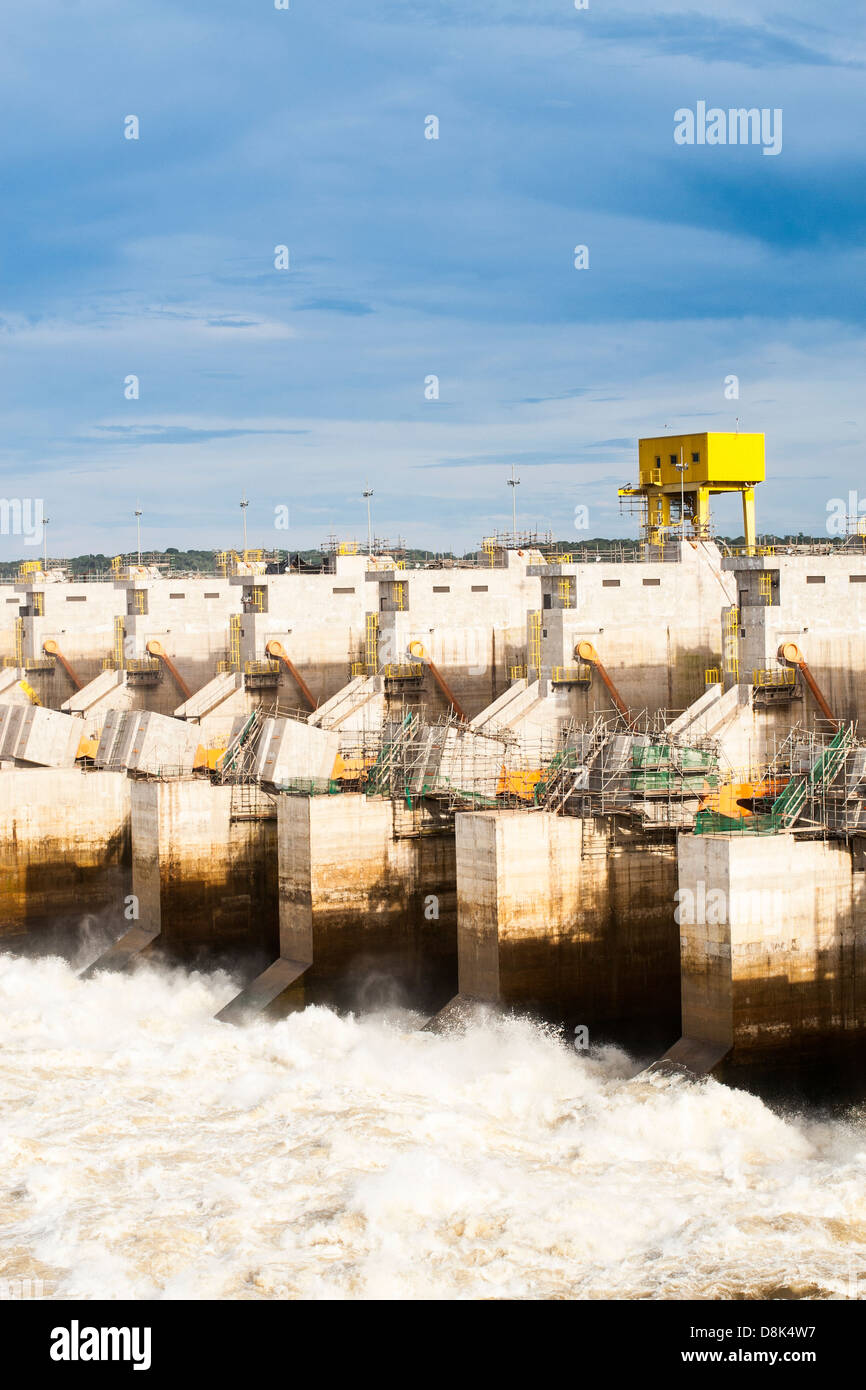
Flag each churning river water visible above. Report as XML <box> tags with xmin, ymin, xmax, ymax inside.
<box><xmin>1</xmin><ymin>954</ymin><xmax>864</xmax><ymax>1300</ymax></box>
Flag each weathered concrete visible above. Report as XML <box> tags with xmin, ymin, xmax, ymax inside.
<box><xmin>90</xmin><ymin>778</ymin><xmax>279</xmax><ymax>974</ymax></box>
<box><xmin>444</xmin><ymin>809</ymin><xmax>680</xmax><ymax>1050</ymax></box>
<box><xmin>724</xmin><ymin>552</ymin><xmax>866</xmax><ymax>728</ymax></box>
<box><xmin>0</xmin><ymin>768</ymin><xmax>131</xmax><ymax>953</ymax></box>
<box><xmin>220</xmin><ymin>792</ymin><xmax>457</xmax><ymax>1020</ymax></box>
<box><xmin>670</xmin><ymin>830</ymin><xmax>866</xmax><ymax>1082</ymax></box>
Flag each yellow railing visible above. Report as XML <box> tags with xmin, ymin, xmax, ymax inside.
<box><xmin>509</xmin><ymin>664</ymin><xmax>528</xmax><ymax>681</ymax></box>
<box><xmin>244</xmin><ymin>660</ymin><xmax>279</xmax><ymax>676</ymax></box>
<box><xmin>551</xmin><ymin>664</ymin><xmax>591</xmax><ymax>684</ymax></box>
<box><xmin>753</xmin><ymin>667</ymin><xmax>795</xmax><ymax>689</ymax></box>
<box><xmin>382</xmin><ymin>663</ymin><xmax>423</xmax><ymax>679</ymax></box>
<box><xmin>704</xmin><ymin>667</ymin><xmax>722</xmax><ymax>684</ymax></box>
<box><xmin>557</xmin><ymin>577</ymin><xmax>575</xmax><ymax>609</ymax></box>
<box><xmin>724</xmin><ymin>606</ymin><xmax>739</xmax><ymax>679</ymax></box>
<box><xmin>365</xmin><ymin>612</ymin><xmax>379</xmax><ymax>670</ymax></box>
<box><xmin>529</xmin><ymin>610</ymin><xmax>542</xmax><ymax>678</ymax></box>
<box><xmin>114</xmin><ymin>616</ymin><xmax>125</xmax><ymax>670</ymax></box>
<box><xmin>228</xmin><ymin>614</ymin><xmax>241</xmax><ymax>670</ymax></box>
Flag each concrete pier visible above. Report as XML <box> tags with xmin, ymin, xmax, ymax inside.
<box><xmin>0</xmin><ymin>768</ymin><xmax>131</xmax><ymax>955</ymax></box>
<box><xmin>89</xmin><ymin>778</ymin><xmax>278</xmax><ymax>975</ymax></box>
<box><xmin>439</xmin><ymin>809</ymin><xmax>680</xmax><ymax>1051</ymax></box>
<box><xmin>219</xmin><ymin>792</ymin><xmax>457</xmax><ymax>1021</ymax></box>
<box><xmin>663</xmin><ymin>830</ymin><xmax>866</xmax><ymax>1084</ymax></box>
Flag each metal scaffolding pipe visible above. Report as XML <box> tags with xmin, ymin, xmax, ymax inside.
<box><xmin>778</xmin><ymin>643</ymin><xmax>837</xmax><ymax>727</ymax></box>
<box><xmin>146</xmin><ymin>640</ymin><xmax>192</xmax><ymax>700</ymax></box>
<box><xmin>265</xmin><ymin>640</ymin><xmax>317</xmax><ymax>711</ymax></box>
<box><xmin>42</xmin><ymin>639</ymin><xmax>82</xmax><ymax>691</ymax></box>
<box><xmin>575</xmin><ymin>641</ymin><xmax>631</xmax><ymax>724</ymax></box>
<box><xmin>408</xmin><ymin>641</ymin><xmax>467</xmax><ymax>721</ymax></box>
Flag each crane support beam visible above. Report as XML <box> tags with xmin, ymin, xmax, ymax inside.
<box><xmin>778</xmin><ymin>643</ymin><xmax>837</xmax><ymax>727</ymax></box>
<box><xmin>265</xmin><ymin>641</ymin><xmax>317</xmax><ymax>711</ymax></box>
<box><xmin>42</xmin><ymin>640</ymin><xmax>82</xmax><ymax>691</ymax></box>
<box><xmin>408</xmin><ymin>641</ymin><xmax>467</xmax><ymax>721</ymax></box>
<box><xmin>145</xmin><ymin>640</ymin><xmax>192</xmax><ymax>700</ymax></box>
<box><xmin>575</xmin><ymin>641</ymin><xmax>631</xmax><ymax>724</ymax></box>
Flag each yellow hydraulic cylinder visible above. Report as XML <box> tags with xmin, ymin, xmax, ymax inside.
<box><xmin>146</xmin><ymin>640</ymin><xmax>192</xmax><ymax>700</ymax></box>
<box><xmin>779</xmin><ymin>644</ymin><xmax>836</xmax><ymax>726</ymax></box>
<box><xmin>42</xmin><ymin>640</ymin><xmax>82</xmax><ymax>691</ymax></box>
<box><xmin>265</xmin><ymin>640</ymin><xmax>317</xmax><ymax>711</ymax></box>
<box><xmin>408</xmin><ymin>641</ymin><xmax>467</xmax><ymax>721</ymax></box>
<box><xmin>575</xmin><ymin>641</ymin><xmax>631</xmax><ymax>723</ymax></box>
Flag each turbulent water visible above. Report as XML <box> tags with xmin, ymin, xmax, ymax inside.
<box><xmin>1</xmin><ymin>955</ymin><xmax>865</xmax><ymax>1301</ymax></box>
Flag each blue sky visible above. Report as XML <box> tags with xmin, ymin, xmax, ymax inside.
<box><xmin>0</xmin><ymin>0</ymin><xmax>863</xmax><ymax>556</ymax></box>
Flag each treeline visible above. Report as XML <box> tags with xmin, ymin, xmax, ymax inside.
<box><xmin>0</xmin><ymin>533</ymin><xmax>839</xmax><ymax>580</ymax></box>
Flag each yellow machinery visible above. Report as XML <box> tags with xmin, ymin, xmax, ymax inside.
<box><xmin>620</xmin><ymin>432</ymin><xmax>765</xmax><ymax>554</ymax></box>
<box><xmin>18</xmin><ymin>679</ymin><xmax>41</xmax><ymax>705</ymax></box>
<box><xmin>575</xmin><ymin>641</ymin><xmax>631</xmax><ymax>724</ymax></box>
<box><xmin>42</xmin><ymin>640</ymin><xmax>82</xmax><ymax>691</ymax></box>
<box><xmin>408</xmin><ymin>641</ymin><xmax>467</xmax><ymax>721</ymax></box>
<box><xmin>778</xmin><ymin>643</ymin><xmax>836</xmax><ymax>726</ymax></box>
<box><xmin>146</xmin><ymin>640</ymin><xmax>192</xmax><ymax>700</ymax></box>
<box><xmin>265</xmin><ymin>640</ymin><xmax>317</xmax><ymax>711</ymax></box>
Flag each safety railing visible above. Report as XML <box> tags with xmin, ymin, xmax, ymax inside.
<box><xmin>752</xmin><ymin>667</ymin><xmax>795</xmax><ymax>688</ymax></box>
<box><xmin>550</xmin><ymin>664</ymin><xmax>592</xmax><ymax>685</ymax></box>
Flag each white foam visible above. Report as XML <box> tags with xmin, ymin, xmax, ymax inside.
<box><xmin>0</xmin><ymin>955</ymin><xmax>864</xmax><ymax>1300</ymax></box>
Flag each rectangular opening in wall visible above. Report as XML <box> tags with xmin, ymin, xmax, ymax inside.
<box><xmin>432</xmin><ymin>585</ymin><xmax>450</xmax><ymax>593</ymax></box>
<box><xmin>642</xmin><ymin>578</ymin><xmax>661</xmax><ymax>586</ymax></box>
<box><xmin>65</xmin><ymin>596</ymin><xmax>86</xmax><ymax>602</ymax></box>
<box><xmin>602</xmin><ymin>579</ymin><xmax>620</xmax><ymax>588</ymax></box>
<box><xmin>471</xmin><ymin>585</ymin><xmax>488</xmax><ymax>592</ymax></box>
<box><xmin>169</xmin><ymin>593</ymin><xmax>185</xmax><ymax>599</ymax></box>
<box><xmin>204</xmin><ymin>592</ymin><xmax>220</xmax><ymax>599</ymax></box>
<box><xmin>542</xmin><ymin>592</ymin><xmax>552</xmax><ymax>609</ymax></box>
<box><xmin>332</xmin><ymin>587</ymin><xmax>355</xmax><ymax>594</ymax></box>
<box><xmin>806</xmin><ymin>576</ymin><xmax>825</xmax><ymax>584</ymax></box>
<box><xmin>850</xmin><ymin>576</ymin><xmax>866</xmax><ymax>584</ymax></box>
<box><xmin>6</xmin><ymin>597</ymin><xmax>19</xmax><ymax>603</ymax></box>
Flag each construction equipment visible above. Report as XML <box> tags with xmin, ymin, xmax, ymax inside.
<box><xmin>145</xmin><ymin>640</ymin><xmax>192</xmax><ymax>700</ymax></box>
<box><xmin>778</xmin><ymin>643</ymin><xmax>836</xmax><ymax>726</ymax></box>
<box><xmin>264</xmin><ymin>640</ymin><xmax>317</xmax><ymax>711</ymax></box>
<box><xmin>575</xmin><ymin>641</ymin><xmax>631</xmax><ymax>724</ymax></box>
<box><xmin>42</xmin><ymin>640</ymin><xmax>82</xmax><ymax>691</ymax></box>
<box><xmin>619</xmin><ymin>431</ymin><xmax>765</xmax><ymax>553</ymax></box>
<box><xmin>408</xmin><ymin>641</ymin><xmax>467</xmax><ymax>721</ymax></box>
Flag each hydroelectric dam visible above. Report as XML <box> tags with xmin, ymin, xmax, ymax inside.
<box><xmin>4</xmin><ymin>431</ymin><xmax>866</xmax><ymax>1098</ymax></box>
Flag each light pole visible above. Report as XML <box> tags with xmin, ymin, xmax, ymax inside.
<box><xmin>42</xmin><ymin>516</ymin><xmax>49</xmax><ymax>569</ymax></box>
<box><xmin>363</xmin><ymin>486</ymin><xmax>374</xmax><ymax>555</ymax></box>
<box><xmin>135</xmin><ymin>504</ymin><xmax>142</xmax><ymax>566</ymax></box>
<box><xmin>674</xmin><ymin>447</ymin><xmax>688</xmax><ymax>540</ymax></box>
<box><xmin>240</xmin><ymin>493</ymin><xmax>249</xmax><ymax>562</ymax></box>
<box><xmin>508</xmin><ymin>464</ymin><xmax>520</xmax><ymax>537</ymax></box>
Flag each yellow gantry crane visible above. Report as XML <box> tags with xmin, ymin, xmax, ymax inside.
<box><xmin>619</xmin><ymin>432</ymin><xmax>765</xmax><ymax>554</ymax></box>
